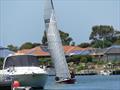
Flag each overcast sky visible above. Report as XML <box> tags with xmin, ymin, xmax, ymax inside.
<box><xmin>0</xmin><ymin>0</ymin><xmax>120</xmax><ymax>47</ymax></box>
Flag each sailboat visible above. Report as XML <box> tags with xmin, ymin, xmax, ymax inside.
<box><xmin>44</xmin><ymin>0</ymin><xmax>75</xmax><ymax>84</ymax></box>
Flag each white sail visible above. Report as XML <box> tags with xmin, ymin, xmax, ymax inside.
<box><xmin>44</xmin><ymin>0</ymin><xmax>54</xmax><ymax>30</ymax></box>
<box><xmin>46</xmin><ymin>10</ymin><xmax>71</xmax><ymax>80</ymax></box>
<box><xmin>43</xmin><ymin>0</ymin><xmax>76</xmax><ymax>83</ymax></box>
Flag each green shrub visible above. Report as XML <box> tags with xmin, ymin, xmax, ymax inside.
<box><xmin>77</xmin><ymin>63</ymin><xmax>86</xmax><ymax>71</ymax></box>
<box><xmin>68</xmin><ymin>55</ymin><xmax>93</xmax><ymax>63</ymax></box>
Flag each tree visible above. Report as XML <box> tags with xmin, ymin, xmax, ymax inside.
<box><xmin>7</xmin><ymin>45</ymin><xmax>18</xmax><ymax>52</ymax></box>
<box><xmin>78</xmin><ymin>42</ymin><xmax>90</xmax><ymax>48</ymax></box>
<box><xmin>60</xmin><ymin>30</ymin><xmax>73</xmax><ymax>45</ymax></box>
<box><xmin>71</xmin><ymin>42</ymin><xmax>75</xmax><ymax>46</ymax></box>
<box><xmin>91</xmin><ymin>40</ymin><xmax>112</xmax><ymax>48</ymax></box>
<box><xmin>89</xmin><ymin>25</ymin><xmax>118</xmax><ymax>48</ymax></box>
<box><xmin>42</xmin><ymin>31</ymin><xmax>47</xmax><ymax>45</ymax></box>
<box><xmin>89</xmin><ymin>25</ymin><xmax>114</xmax><ymax>41</ymax></box>
<box><xmin>32</xmin><ymin>43</ymin><xmax>41</xmax><ymax>47</ymax></box>
<box><xmin>42</xmin><ymin>30</ymin><xmax>74</xmax><ymax>46</ymax></box>
<box><xmin>19</xmin><ymin>42</ymin><xmax>41</xmax><ymax>50</ymax></box>
<box><xmin>20</xmin><ymin>42</ymin><xmax>34</xmax><ymax>50</ymax></box>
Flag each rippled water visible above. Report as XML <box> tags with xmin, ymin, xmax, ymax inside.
<box><xmin>43</xmin><ymin>75</ymin><xmax>120</xmax><ymax>90</ymax></box>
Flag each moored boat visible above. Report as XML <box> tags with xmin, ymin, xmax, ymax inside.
<box><xmin>0</xmin><ymin>54</ymin><xmax>48</xmax><ymax>89</ymax></box>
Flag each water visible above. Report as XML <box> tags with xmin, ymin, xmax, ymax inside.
<box><xmin>43</xmin><ymin>75</ymin><xmax>120</xmax><ymax>90</ymax></box>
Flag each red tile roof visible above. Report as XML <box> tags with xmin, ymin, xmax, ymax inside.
<box><xmin>17</xmin><ymin>49</ymin><xmax>30</xmax><ymax>54</ymax></box>
<box><xmin>17</xmin><ymin>47</ymin><xmax>49</xmax><ymax>56</ymax></box>
<box><xmin>17</xmin><ymin>46</ymin><xmax>91</xmax><ymax>56</ymax></box>
<box><xmin>63</xmin><ymin>46</ymin><xmax>84</xmax><ymax>53</ymax></box>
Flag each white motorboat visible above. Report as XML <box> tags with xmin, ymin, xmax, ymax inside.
<box><xmin>100</xmin><ymin>70</ymin><xmax>112</xmax><ymax>75</ymax></box>
<box><xmin>0</xmin><ymin>54</ymin><xmax>48</xmax><ymax>89</ymax></box>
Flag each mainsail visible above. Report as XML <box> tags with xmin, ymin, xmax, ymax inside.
<box><xmin>44</xmin><ymin>0</ymin><xmax>54</xmax><ymax>30</ymax></box>
<box><xmin>47</xmin><ymin>10</ymin><xmax>71</xmax><ymax>80</ymax></box>
<box><xmin>44</xmin><ymin>0</ymin><xmax>72</xmax><ymax>81</ymax></box>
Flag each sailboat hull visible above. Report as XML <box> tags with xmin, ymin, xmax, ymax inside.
<box><xmin>56</xmin><ymin>78</ymin><xmax>76</xmax><ymax>84</ymax></box>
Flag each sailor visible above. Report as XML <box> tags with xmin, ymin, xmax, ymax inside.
<box><xmin>70</xmin><ymin>71</ymin><xmax>75</xmax><ymax>78</ymax></box>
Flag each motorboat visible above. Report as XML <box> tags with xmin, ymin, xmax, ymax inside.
<box><xmin>100</xmin><ymin>70</ymin><xmax>112</xmax><ymax>75</ymax></box>
<box><xmin>0</xmin><ymin>54</ymin><xmax>48</xmax><ymax>89</ymax></box>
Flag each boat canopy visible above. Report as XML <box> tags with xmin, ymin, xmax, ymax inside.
<box><xmin>3</xmin><ymin>55</ymin><xmax>39</xmax><ymax>69</ymax></box>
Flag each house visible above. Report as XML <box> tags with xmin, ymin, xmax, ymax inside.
<box><xmin>105</xmin><ymin>45</ymin><xmax>120</xmax><ymax>61</ymax></box>
<box><xmin>69</xmin><ymin>47</ymin><xmax>94</xmax><ymax>56</ymax></box>
<box><xmin>17</xmin><ymin>46</ymin><xmax>50</xmax><ymax>57</ymax></box>
<box><xmin>92</xmin><ymin>45</ymin><xmax>120</xmax><ymax>61</ymax></box>
<box><xmin>0</xmin><ymin>46</ymin><xmax>14</xmax><ymax>58</ymax></box>
<box><xmin>17</xmin><ymin>46</ymin><xmax>92</xmax><ymax>57</ymax></box>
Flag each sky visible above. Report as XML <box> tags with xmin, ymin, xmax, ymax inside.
<box><xmin>0</xmin><ymin>0</ymin><xmax>120</xmax><ymax>47</ymax></box>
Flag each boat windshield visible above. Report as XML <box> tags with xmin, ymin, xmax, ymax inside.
<box><xmin>4</xmin><ymin>55</ymin><xmax>39</xmax><ymax>69</ymax></box>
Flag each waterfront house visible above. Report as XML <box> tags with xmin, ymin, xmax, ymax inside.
<box><xmin>105</xmin><ymin>45</ymin><xmax>120</xmax><ymax>61</ymax></box>
<box><xmin>0</xmin><ymin>46</ymin><xmax>14</xmax><ymax>58</ymax></box>
<box><xmin>92</xmin><ymin>45</ymin><xmax>120</xmax><ymax>61</ymax></box>
<box><xmin>17</xmin><ymin>46</ymin><xmax>90</xmax><ymax>57</ymax></box>
<box><xmin>69</xmin><ymin>47</ymin><xmax>94</xmax><ymax>56</ymax></box>
<box><xmin>17</xmin><ymin>46</ymin><xmax>50</xmax><ymax>58</ymax></box>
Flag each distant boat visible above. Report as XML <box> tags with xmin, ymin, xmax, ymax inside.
<box><xmin>44</xmin><ymin>0</ymin><xmax>75</xmax><ymax>84</ymax></box>
<box><xmin>100</xmin><ymin>70</ymin><xmax>112</xmax><ymax>75</ymax></box>
<box><xmin>0</xmin><ymin>54</ymin><xmax>48</xmax><ymax>89</ymax></box>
